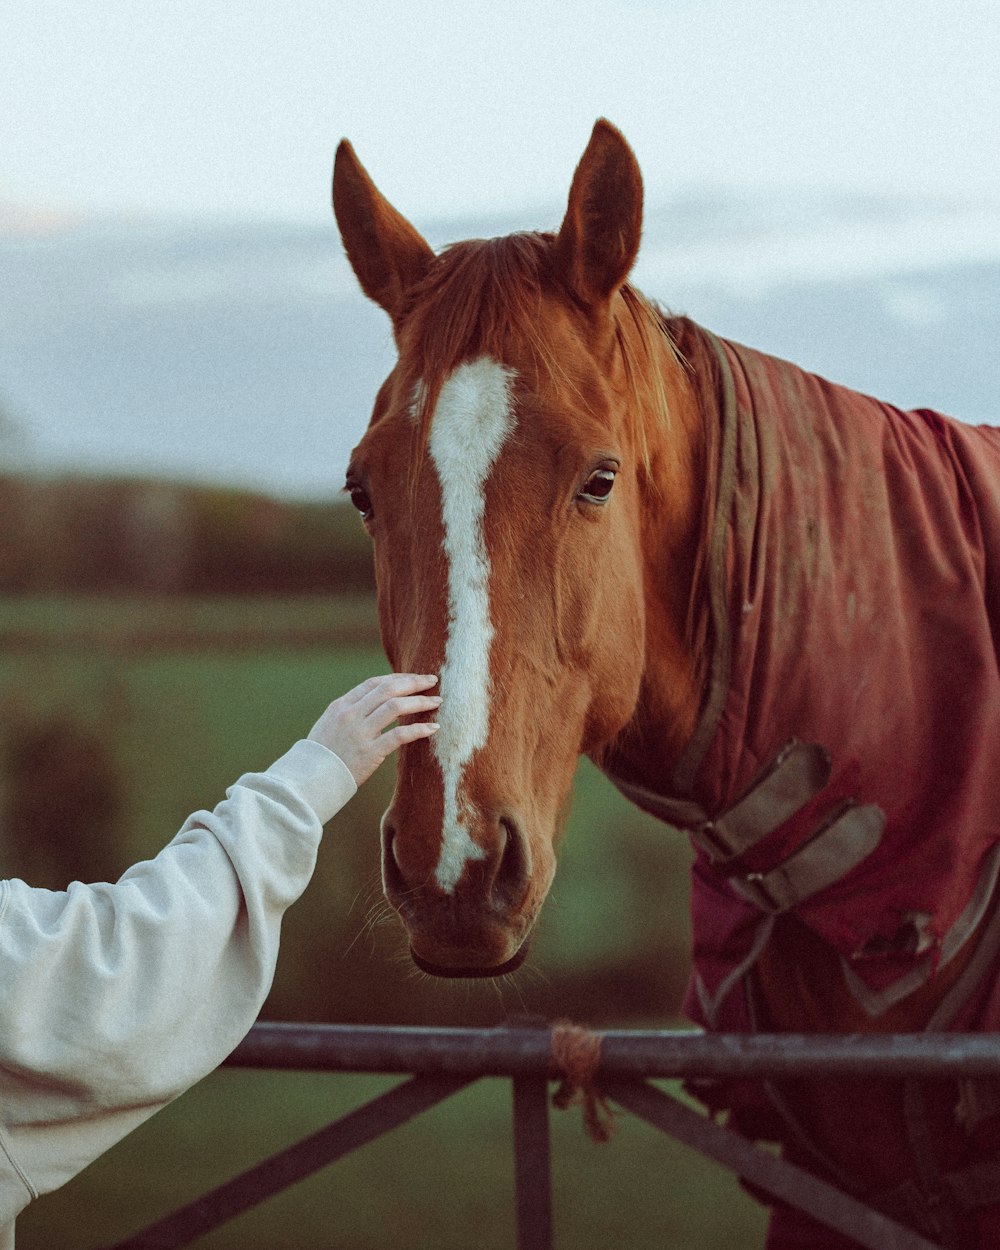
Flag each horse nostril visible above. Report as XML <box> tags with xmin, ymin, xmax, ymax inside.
<box><xmin>492</xmin><ymin>817</ymin><xmax>531</xmax><ymax>908</ymax></box>
<box><xmin>382</xmin><ymin>822</ymin><xmax>407</xmax><ymax>899</ymax></box>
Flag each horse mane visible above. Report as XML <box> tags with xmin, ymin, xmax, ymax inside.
<box><xmin>400</xmin><ymin>232</ymin><xmax>680</xmax><ymax>486</ymax></box>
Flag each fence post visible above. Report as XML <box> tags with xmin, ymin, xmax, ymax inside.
<box><xmin>512</xmin><ymin>1076</ymin><xmax>553</xmax><ymax>1250</ymax></box>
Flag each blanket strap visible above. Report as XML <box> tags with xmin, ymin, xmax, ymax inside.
<box><xmin>692</xmin><ymin>739</ymin><xmax>885</xmax><ymax>914</ymax></box>
<box><xmin>696</xmin><ymin>739</ymin><xmax>833</xmax><ymax>857</ymax></box>
<box><xmin>610</xmin><ymin>738</ymin><xmax>886</xmax><ymax>913</ymax></box>
<box><xmin>730</xmin><ymin>805</ymin><xmax>885</xmax><ymax>913</ymax></box>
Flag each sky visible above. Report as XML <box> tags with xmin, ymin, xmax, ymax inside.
<box><xmin>3</xmin><ymin>0</ymin><xmax>999</xmax><ymax>228</ymax></box>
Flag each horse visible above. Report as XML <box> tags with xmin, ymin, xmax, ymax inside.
<box><xmin>332</xmin><ymin>119</ymin><xmax>1000</xmax><ymax>1249</ymax></box>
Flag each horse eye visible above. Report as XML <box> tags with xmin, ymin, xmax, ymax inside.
<box><xmin>348</xmin><ymin>485</ymin><xmax>374</xmax><ymax>520</ymax></box>
<box><xmin>580</xmin><ymin>468</ymin><xmax>617</xmax><ymax>503</ymax></box>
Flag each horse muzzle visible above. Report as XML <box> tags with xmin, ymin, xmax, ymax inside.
<box><xmin>381</xmin><ymin>806</ymin><xmax>553</xmax><ymax>979</ymax></box>
<box><xmin>395</xmin><ymin>908</ymin><xmax>536</xmax><ymax>980</ymax></box>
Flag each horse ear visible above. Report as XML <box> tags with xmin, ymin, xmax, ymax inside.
<box><xmin>333</xmin><ymin>140</ymin><xmax>435</xmax><ymax>327</ymax></box>
<box><xmin>555</xmin><ymin>119</ymin><xmax>643</xmax><ymax>314</ymax></box>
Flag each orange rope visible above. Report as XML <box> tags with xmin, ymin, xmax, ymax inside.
<box><xmin>549</xmin><ymin>1020</ymin><xmax>616</xmax><ymax>1144</ymax></box>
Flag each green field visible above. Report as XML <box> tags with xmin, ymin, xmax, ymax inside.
<box><xmin>17</xmin><ymin>1070</ymin><xmax>768</xmax><ymax>1250</ymax></box>
<box><xmin>0</xmin><ymin>596</ymin><xmax>767</xmax><ymax>1248</ymax></box>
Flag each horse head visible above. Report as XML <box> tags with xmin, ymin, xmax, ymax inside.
<box><xmin>334</xmin><ymin>121</ymin><xmax>705</xmax><ymax>977</ymax></box>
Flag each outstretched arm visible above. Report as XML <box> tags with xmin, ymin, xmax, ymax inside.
<box><xmin>0</xmin><ymin>674</ymin><xmax>438</xmax><ymax>1221</ymax></box>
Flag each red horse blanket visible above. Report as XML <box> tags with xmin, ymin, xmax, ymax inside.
<box><xmin>615</xmin><ymin>329</ymin><xmax>1000</xmax><ymax>1033</ymax></box>
<box><xmin>609</xmin><ymin>325</ymin><xmax>1000</xmax><ymax>1250</ymax></box>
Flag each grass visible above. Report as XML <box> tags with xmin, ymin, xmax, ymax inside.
<box><xmin>1</xmin><ymin>595</ymin><xmax>769</xmax><ymax>1248</ymax></box>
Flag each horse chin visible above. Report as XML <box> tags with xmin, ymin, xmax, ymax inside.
<box><xmin>409</xmin><ymin>940</ymin><xmax>532</xmax><ymax>980</ymax></box>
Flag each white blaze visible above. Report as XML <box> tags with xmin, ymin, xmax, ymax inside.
<box><xmin>427</xmin><ymin>357</ymin><xmax>516</xmax><ymax>892</ymax></box>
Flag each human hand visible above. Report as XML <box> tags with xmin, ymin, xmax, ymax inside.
<box><xmin>307</xmin><ymin>673</ymin><xmax>440</xmax><ymax>786</ymax></box>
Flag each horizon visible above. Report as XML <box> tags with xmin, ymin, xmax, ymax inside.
<box><xmin>1</xmin><ymin>193</ymin><xmax>997</xmax><ymax>500</ymax></box>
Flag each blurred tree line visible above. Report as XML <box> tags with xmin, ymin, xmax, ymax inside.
<box><xmin>0</xmin><ymin>473</ymin><xmax>374</xmax><ymax>596</ymax></box>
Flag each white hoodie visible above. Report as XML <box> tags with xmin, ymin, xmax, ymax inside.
<box><xmin>0</xmin><ymin>738</ymin><xmax>357</xmax><ymax>1247</ymax></box>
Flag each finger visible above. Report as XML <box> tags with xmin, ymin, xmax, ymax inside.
<box><xmin>356</xmin><ymin>672</ymin><xmax>439</xmax><ymax>717</ymax></box>
<box><xmin>377</xmin><ymin>721</ymin><xmax>440</xmax><ymax>757</ymax></box>
<box><xmin>367</xmin><ymin>693</ymin><xmax>442</xmax><ymax>735</ymax></box>
<box><xmin>342</xmin><ymin>674</ymin><xmax>393</xmax><ymax>705</ymax></box>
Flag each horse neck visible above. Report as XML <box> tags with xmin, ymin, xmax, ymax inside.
<box><xmin>597</xmin><ymin>314</ymin><xmax>714</xmax><ymax>791</ymax></box>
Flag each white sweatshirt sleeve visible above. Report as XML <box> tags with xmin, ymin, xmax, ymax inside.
<box><xmin>0</xmin><ymin>738</ymin><xmax>357</xmax><ymax>1227</ymax></box>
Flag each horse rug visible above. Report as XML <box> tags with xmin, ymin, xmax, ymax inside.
<box><xmin>609</xmin><ymin>328</ymin><xmax>1000</xmax><ymax>1243</ymax></box>
<box><xmin>614</xmin><ymin>327</ymin><xmax>1000</xmax><ymax>1027</ymax></box>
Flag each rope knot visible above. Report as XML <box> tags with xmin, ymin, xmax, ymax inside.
<box><xmin>550</xmin><ymin>1019</ymin><xmax>616</xmax><ymax>1143</ymax></box>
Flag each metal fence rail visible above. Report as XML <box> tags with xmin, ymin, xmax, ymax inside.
<box><xmin>103</xmin><ymin>1022</ymin><xmax>1000</xmax><ymax>1250</ymax></box>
